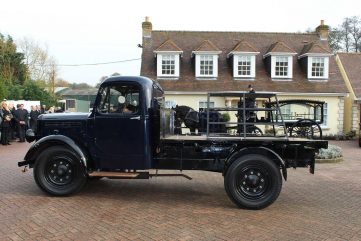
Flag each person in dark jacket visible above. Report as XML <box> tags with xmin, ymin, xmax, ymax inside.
<box><xmin>29</xmin><ymin>105</ymin><xmax>40</xmax><ymax>131</ymax></box>
<box><xmin>14</xmin><ymin>104</ymin><xmax>29</xmax><ymax>142</ymax></box>
<box><xmin>1</xmin><ymin>101</ymin><xmax>12</xmax><ymax>145</ymax></box>
<box><xmin>8</xmin><ymin>102</ymin><xmax>16</xmax><ymax>141</ymax></box>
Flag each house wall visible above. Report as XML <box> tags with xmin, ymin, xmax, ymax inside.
<box><xmin>335</xmin><ymin>54</ymin><xmax>358</xmax><ymax>135</ymax></box>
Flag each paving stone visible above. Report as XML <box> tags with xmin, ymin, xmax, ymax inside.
<box><xmin>0</xmin><ymin>140</ymin><xmax>360</xmax><ymax>240</ymax></box>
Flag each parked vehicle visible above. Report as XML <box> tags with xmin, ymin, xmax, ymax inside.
<box><xmin>18</xmin><ymin>76</ymin><xmax>327</xmax><ymax>209</ymax></box>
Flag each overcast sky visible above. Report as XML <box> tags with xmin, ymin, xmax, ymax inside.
<box><xmin>0</xmin><ymin>0</ymin><xmax>360</xmax><ymax>86</ymax></box>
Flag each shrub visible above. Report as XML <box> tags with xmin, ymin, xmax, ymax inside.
<box><xmin>315</xmin><ymin>144</ymin><xmax>342</xmax><ymax>159</ymax></box>
<box><xmin>222</xmin><ymin>112</ymin><xmax>230</xmax><ymax>122</ymax></box>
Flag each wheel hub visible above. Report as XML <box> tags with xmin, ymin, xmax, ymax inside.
<box><xmin>239</xmin><ymin>169</ymin><xmax>266</xmax><ymax>196</ymax></box>
<box><xmin>47</xmin><ymin>158</ymin><xmax>73</xmax><ymax>185</ymax></box>
<box><xmin>57</xmin><ymin>165</ymin><xmax>68</xmax><ymax>176</ymax></box>
<box><xmin>246</xmin><ymin>174</ymin><xmax>260</xmax><ymax>187</ymax></box>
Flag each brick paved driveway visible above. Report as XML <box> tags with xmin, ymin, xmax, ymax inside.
<box><xmin>0</xmin><ymin>140</ymin><xmax>361</xmax><ymax>241</ymax></box>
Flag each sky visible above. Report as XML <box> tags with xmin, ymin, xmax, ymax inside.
<box><xmin>0</xmin><ymin>0</ymin><xmax>360</xmax><ymax>86</ymax></box>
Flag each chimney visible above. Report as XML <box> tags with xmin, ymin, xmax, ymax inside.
<box><xmin>316</xmin><ymin>20</ymin><xmax>329</xmax><ymax>40</ymax></box>
<box><xmin>142</xmin><ymin>16</ymin><xmax>152</xmax><ymax>39</ymax></box>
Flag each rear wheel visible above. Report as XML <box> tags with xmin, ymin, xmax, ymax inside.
<box><xmin>34</xmin><ymin>146</ymin><xmax>87</xmax><ymax>196</ymax></box>
<box><xmin>224</xmin><ymin>154</ymin><xmax>282</xmax><ymax>209</ymax></box>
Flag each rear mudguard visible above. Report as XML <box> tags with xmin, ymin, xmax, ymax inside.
<box><xmin>18</xmin><ymin>135</ymin><xmax>88</xmax><ymax>168</ymax></box>
<box><xmin>224</xmin><ymin>146</ymin><xmax>287</xmax><ymax>181</ymax></box>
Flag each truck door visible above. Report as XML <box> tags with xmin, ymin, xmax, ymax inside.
<box><xmin>93</xmin><ymin>82</ymin><xmax>146</xmax><ymax>169</ymax></box>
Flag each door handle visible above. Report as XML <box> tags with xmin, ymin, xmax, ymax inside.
<box><xmin>130</xmin><ymin>116</ymin><xmax>141</xmax><ymax>120</ymax></box>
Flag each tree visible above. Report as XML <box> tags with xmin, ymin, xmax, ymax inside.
<box><xmin>328</xmin><ymin>16</ymin><xmax>361</xmax><ymax>53</ymax></box>
<box><xmin>0</xmin><ymin>80</ymin><xmax>8</xmax><ymax>100</ymax></box>
<box><xmin>17</xmin><ymin>37</ymin><xmax>53</xmax><ymax>82</ymax></box>
<box><xmin>22</xmin><ymin>81</ymin><xmax>57</xmax><ymax>106</ymax></box>
<box><xmin>70</xmin><ymin>82</ymin><xmax>92</xmax><ymax>89</ymax></box>
<box><xmin>7</xmin><ymin>85</ymin><xmax>23</xmax><ymax>100</ymax></box>
<box><xmin>328</xmin><ymin>27</ymin><xmax>344</xmax><ymax>52</ymax></box>
<box><xmin>55</xmin><ymin>78</ymin><xmax>70</xmax><ymax>87</ymax></box>
<box><xmin>0</xmin><ymin>34</ymin><xmax>28</xmax><ymax>85</ymax></box>
<box><xmin>349</xmin><ymin>16</ymin><xmax>361</xmax><ymax>52</ymax></box>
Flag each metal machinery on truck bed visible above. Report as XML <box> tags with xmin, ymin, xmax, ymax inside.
<box><xmin>18</xmin><ymin>76</ymin><xmax>328</xmax><ymax>209</ymax></box>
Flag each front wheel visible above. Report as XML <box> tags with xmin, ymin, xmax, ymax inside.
<box><xmin>34</xmin><ymin>146</ymin><xmax>87</xmax><ymax>196</ymax></box>
<box><xmin>224</xmin><ymin>154</ymin><xmax>282</xmax><ymax>209</ymax></box>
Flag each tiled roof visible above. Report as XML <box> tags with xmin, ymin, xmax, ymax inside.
<box><xmin>141</xmin><ymin>30</ymin><xmax>346</xmax><ymax>94</ymax></box>
<box><xmin>266</xmin><ymin>41</ymin><xmax>296</xmax><ymax>54</ymax></box>
<box><xmin>194</xmin><ymin>40</ymin><xmax>220</xmax><ymax>52</ymax></box>
<box><xmin>337</xmin><ymin>53</ymin><xmax>361</xmax><ymax>98</ymax></box>
<box><xmin>154</xmin><ymin>39</ymin><xmax>182</xmax><ymax>52</ymax></box>
<box><xmin>230</xmin><ymin>40</ymin><xmax>259</xmax><ymax>53</ymax></box>
<box><xmin>300</xmin><ymin>42</ymin><xmax>332</xmax><ymax>56</ymax></box>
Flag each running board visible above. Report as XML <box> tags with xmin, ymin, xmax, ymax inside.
<box><xmin>88</xmin><ymin>172</ymin><xmax>192</xmax><ymax>180</ymax></box>
<box><xmin>88</xmin><ymin>171</ymin><xmax>149</xmax><ymax>179</ymax></box>
<box><xmin>150</xmin><ymin>173</ymin><xmax>192</xmax><ymax>180</ymax></box>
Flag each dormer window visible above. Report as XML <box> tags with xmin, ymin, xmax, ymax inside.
<box><xmin>228</xmin><ymin>41</ymin><xmax>259</xmax><ymax>79</ymax></box>
<box><xmin>298</xmin><ymin>42</ymin><xmax>332</xmax><ymax>80</ymax></box>
<box><xmin>153</xmin><ymin>39</ymin><xmax>183</xmax><ymax>79</ymax></box>
<box><xmin>308</xmin><ymin>56</ymin><xmax>329</xmax><ymax>79</ymax></box>
<box><xmin>263</xmin><ymin>42</ymin><xmax>296</xmax><ymax>80</ymax></box>
<box><xmin>192</xmin><ymin>40</ymin><xmax>221</xmax><ymax>79</ymax></box>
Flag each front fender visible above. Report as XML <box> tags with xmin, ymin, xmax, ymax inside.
<box><xmin>18</xmin><ymin>135</ymin><xmax>88</xmax><ymax>168</ymax></box>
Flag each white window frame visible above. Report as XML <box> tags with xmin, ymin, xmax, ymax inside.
<box><xmin>195</xmin><ymin>54</ymin><xmax>218</xmax><ymax>78</ymax></box>
<box><xmin>156</xmin><ymin>54</ymin><xmax>180</xmax><ymax>78</ymax></box>
<box><xmin>308</xmin><ymin>56</ymin><xmax>329</xmax><ymax>79</ymax></box>
<box><xmin>271</xmin><ymin>55</ymin><xmax>293</xmax><ymax>79</ymax></box>
<box><xmin>233</xmin><ymin>55</ymin><xmax>256</xmax><ymax>78</ymax></box>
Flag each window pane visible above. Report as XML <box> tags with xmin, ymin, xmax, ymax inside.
<box><xmin>161</xmin><ymin>55</ymin><xmax>176</xmax><ymax>75</ymax></box>
<box><xmin>275</xmin><ymin>56</ymin><xmax>288</xmax><ymax>77</ymax></box>
<box><xmin>200</xmin><ymin>55</ymin><xmax>214</xmax><ymax>76</ymax></box>
<box><xmin>311</xmin><ymin>57</ymin><xmax>325</xmax><ymax>77</ymax></box>
<box><xmin>238</xmin><ymin>55</ymin><xmax>252</xmax><ymax>76</ymax></box>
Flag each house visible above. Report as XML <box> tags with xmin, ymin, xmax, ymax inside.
<box><xmin>140</xmin><ymin>17</ymin><xmax>348</xmax><ymax>135</ymax></box>
<box><xmin>335</xmin><ymin>53</ymin><xmax>361</xmax><ymax>135</ymax></box>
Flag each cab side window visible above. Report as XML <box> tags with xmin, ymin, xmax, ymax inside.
<box><xmin>98</xmin><ymin>84</ymin><xmax>140</xmax><ymax>115</ymax></box>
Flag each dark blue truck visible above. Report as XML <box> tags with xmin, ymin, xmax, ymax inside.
<box><xmin>18</xmin><ymin>76</ymin><xmax>327</xmax><ymax>209</ymax></box>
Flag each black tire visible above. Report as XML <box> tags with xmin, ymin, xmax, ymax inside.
<box><xmin>224</xmin><ymin>154</ymin><xmax>282</xmax><ymax>209</ymax></box>
<box><xmin>34</xmin><ymin>146</ymin><xmax>87</xmax><ymax>196</ymax></box>
<box><xmin>359</xmin><ymin>137</ymin><xmax>361</xmax><ymax>148</ymax></box>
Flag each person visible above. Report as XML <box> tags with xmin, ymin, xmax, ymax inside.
<box><xmin>8</xmin><ymin>102</ymin><xmax>16</xmax><ymax>141</ymax></box>
<box><xmin>245</xmin><ymin>84</ymin><xmax>256</xmax><ymax>108</ymax></box>
<box><xmin>0</xmin><ymin>101</ymin><xmax>12</xmax><ymax>145</ymax></box>
<box><xmin>29</xmin><ymin>105</ymin><xmax>40</xmax><ymax>130</ymax></box>
<box><xmin>41</xmin><ymin>105</ymin><xmax>46</xmax><ymax>114</ymax></box>
<box><xmin>14</xmin><ymin>104</ymin><xmax>29</xmax><ymax>142</ymax></box>
<box><xmin>122</xmin><ymin>103</ymin><xmax>133</xmax><ymax>113</ymax></box>
<box><xmin>48</xmin><ymin>106</ymin><xmax>55</xmax><ymax>113</ymax></box>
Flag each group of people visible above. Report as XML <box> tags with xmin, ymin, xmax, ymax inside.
<box><xmin>0</xmin><ymin>101</ymin><xmax>61</xmax><ymax>146</ymax></box>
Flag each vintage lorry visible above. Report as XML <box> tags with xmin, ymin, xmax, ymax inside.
<box><xmin>18</xmin><ymin>76</ymin><xmax>327</xmax><ymax>209</ymax></box>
